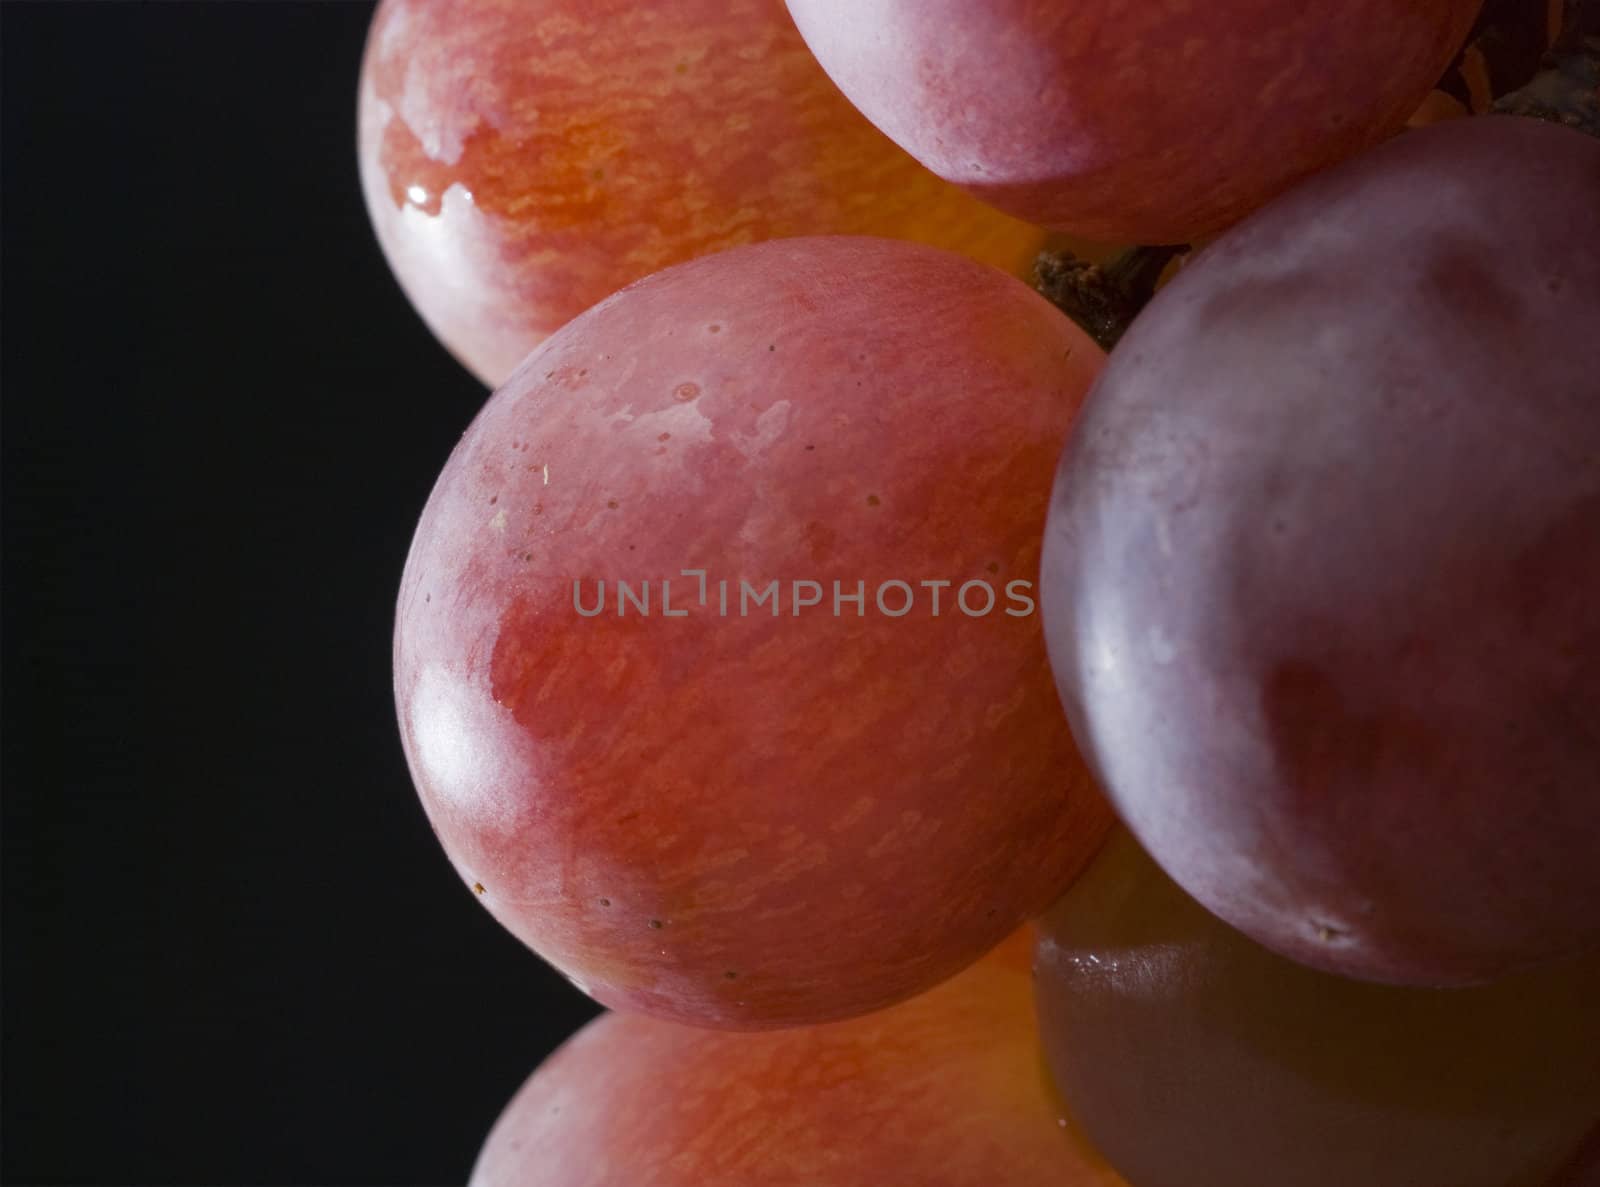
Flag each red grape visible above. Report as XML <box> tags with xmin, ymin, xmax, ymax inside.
<box><xmin>785</xmin><ymin>0</ymin><xmax>1479</xmax><ymax>242</ymax></box>
<box><xmin>1039</xmin><ymin>116</ymin><xmax>1600</xmax><ymax>986</ymax></box>
<box><xmin>469</xmin><ymin>935</ymin><xmax>1126</xmax><ymax>1187</ymax></box>
<box><xmin>357</xmin><ymin>0</ymin><xmax>1044</xmax><ymax>387</ymax></box>
<box><xmin>1035</xmin><ymin>829</ymin><xmax>1600</xmax><ymax>1187</ymax></box>
<box><xmin>394</xmin><ymin>236</ymin><xmax>1111</xmax><ymax>1028</ymax></box>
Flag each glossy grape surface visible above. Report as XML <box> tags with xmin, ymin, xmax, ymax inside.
<box><xmin>469</xmin><ymin>935</ymin><xmax>1125</xmax><ymax>1187</ymax></box>
<box><xmin>786</xmin><ymin>0</ymin><xmax>1479</xmax><ymax>242</ymax></box>
<box><xmin>1036</xmin><ymin>830</ymin><xmax>1600</xmax><ymax>1187</ymax></box>
<box><xmin>357</xmin><ymin>0</ymin><xmax>1043</xmax><ymax>386</ymax></box>
<box><xmin>1040</xmin><ymin>116</ymin><xmax>1600</xmax><ymax>986</ymax></box>
<box><xmin>395</xmin><ymin>236</ymin><xmax>1111</xmax><ymax>1028</ymax></box>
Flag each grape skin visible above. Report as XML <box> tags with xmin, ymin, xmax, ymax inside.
<box><xmin>1040</xmin><ymin>116</ymin><xmax>1600</xmax><ymax>986</ymax></box>
<box><xmin>785</xmin><ymin>0</ymin><xmax>1479</xmax><ymax>242</ymax></box>
<box><xmin>468</xmin><ymin>936</ymin><xmax>1125</xmax><ymax>1187</ymax></box>
<box><xmin>394</xmin><ymin>236</ymin><xmax>1110</xmax><ymax>1029</ymax></box>
<box><xmin>357</xmin><ymin>0</ymin><xmax>1043</xmax><ymax>387</ymax></box>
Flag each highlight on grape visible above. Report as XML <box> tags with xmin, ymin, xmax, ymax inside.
<box><xmin>571</xmin><ymin>571</ymin><xmax>1038</xmax><ymax>619</ymax></box>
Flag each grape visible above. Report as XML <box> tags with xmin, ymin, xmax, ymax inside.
<box><xmin>394</xmin><ymin>236</ymin><xmax>1111</xmax><ymax>1029</ymax></box>
<box><xmin>469</xmin><ymin>935</ymin><xmax>1125</xmax><ymax>1187</ymax></box>
<box><xmin>1039</xmin><ymin>115</ymin><xmax>1600</xmax><ymax>986</ymax></box>
<box><xmin>357</xmin><ymin>0</ymin><xmax>1043</xmax><ymax>387</ymax></box>
<box><xmin>1034</xmin><ymin>829</ymin><xmax>1600</xmax><ymax>1187</ymax></box>
<box><xmin>1405</xmin><ymin>89</ymin><xmax>1470</xmax><ymax>128</ymax></box>
<box><xmin>784</xmin><ymin>0</ymin><xmax>1479</xmax><ymax>242</ymax></box>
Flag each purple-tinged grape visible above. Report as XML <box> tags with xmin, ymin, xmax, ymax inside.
<box><xmin>1041</xmin><ymin>116</ymin><xmax>1600</xmax><ymax>987</ymax></box>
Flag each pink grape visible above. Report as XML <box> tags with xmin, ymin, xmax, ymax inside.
<box><xmin>785</xmin><ymin>0</ymin><xmax>1479</xmax><ymax>242</ymax></box>
<box><xmin>394</xmin><ymin>236</ymin><xmax>1110</xmax><ymax>1029</ymax></box>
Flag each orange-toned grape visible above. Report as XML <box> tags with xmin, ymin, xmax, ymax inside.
<box><xmin>470</xmin><ymin>936</ymin><xmax>1126</xmax><ymax>1187</ymax></box>
<box><xmin>357</xmin><ymin>0</ymin><xmax>1043</xmax><ymax>386</ymax></box>
<box><xmin>1035</xmin><ymin>830</ymin><xmax>1600</xmax><ymax>1187</ymax></box>
<box><xmin>1406</xmin><ymin>89</ymin><xmax>1470</xmax><ymax>126</ymax></box>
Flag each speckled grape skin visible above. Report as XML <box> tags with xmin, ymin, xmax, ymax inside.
<box><xmin>394</xmin><ymin>237</ymin><xmax>1110</xmax><ymax>1029</ymax></box>
<box><xmin>1034</xmin><ymin>830</ymin><xmax>1600</xmax><ymax>1187</ymax></box>
<box><xmin>1040</xmin><ymin>116</ymin><xmax>1600</xmax><ymax>987</ymax></box>
<box><xmin>468</xmin><ymin>936</ymin><xmax>1126</xmax><ymax>1187</ymax></box>
<box><xmin>356</xmin><ymin>0</ymin><xmax>1044</xmax><ymax>388</ymax></box>
<box><xmin>785</xmin><ymin>0</ymin><xmax>1479</xmax><ymax>242</ymax></box>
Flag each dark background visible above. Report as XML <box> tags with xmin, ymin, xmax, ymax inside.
<box><xmin>2</xmin><ymin>3</ymin><xmax>599</xmax><ymax>1183</ymax></box>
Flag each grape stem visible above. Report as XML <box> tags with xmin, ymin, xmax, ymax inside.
<box><xmin>1032</xmin><ymin>245</ymin><xmax>1187</xmax><ymax>351</ymax></box>
<box><xmin>1491</xmin><ymin>0</ymin><xmax>1600</xmax><ymax>137</ymax></box>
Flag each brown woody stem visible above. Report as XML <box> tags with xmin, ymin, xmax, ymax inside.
<box><xmin>1032</xmin><ymin>244</ymin><xmax>1187</xmax><ymax>352</ymax></box>
<box><xmin>1491</xmin><ymin>0</ymin><xmax>1600</xmax><ymax>137</ymax></box>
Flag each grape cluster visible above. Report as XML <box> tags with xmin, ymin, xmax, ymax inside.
<box><xmin>364</xmin><ymin>1</ymin><xmax>1600</xmax><ymax>1183</ymax></box>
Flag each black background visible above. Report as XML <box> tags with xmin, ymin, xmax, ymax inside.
<box><xmin>3</xmin><ymin>3</ymin><xmax>600</xmax><ymax>1183</ymax></box>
